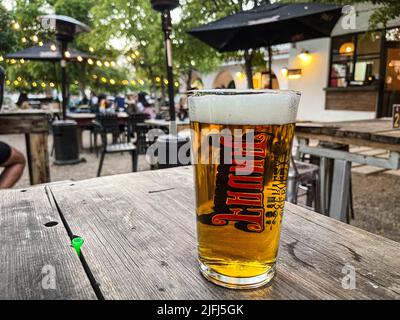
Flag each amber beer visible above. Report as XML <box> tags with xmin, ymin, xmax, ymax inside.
<box><xmin>188</xmin><ymin>90</ymin><xmax>300</xmax><ymax>289</ymax></box>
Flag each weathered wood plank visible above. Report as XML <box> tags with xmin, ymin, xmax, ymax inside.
<box><xmin>0</xmin><ymin>185</ymin><xmax>97</xmax><ymax>300</ymax></box>
<box><xmin>295</xmin><ymin>132</ymin><xmax>400</xmax><ymax>152</ymax></box>
<box><xmin>296</xmin><ymin>120</ymin><xmax>400</xmax><ymax>151</ymax></box>
<box><xmin>25</xmin><ymin>133</ymin><xmax>51</xmax><ymax>184</ymax></box>
<box><xmin>49</xmin><ymin>167</ymin><xmax>400</xmax><ymax>300</ymax></box>
<box><xmin>0</xmin><ymin>112</ymin><xmax>49</xmax><ymax>134</ymax></box>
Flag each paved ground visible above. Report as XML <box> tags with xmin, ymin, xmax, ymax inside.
<box><xmin>1</xmin><ymin>133</ymin><xmax>399</xmax><ymax>243</ymax></box>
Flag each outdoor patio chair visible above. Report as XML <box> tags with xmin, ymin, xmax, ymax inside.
<box><xmin>128</xmin><ymin>114</ymin><xmax>151</xmax><ymax>155</ymax></box>
<box><xmin>94</xmin><ymin>113</ymin><xmax>125</xmax><ymax>156</ymax></box>
<box><xmin>286</xmin><ymin>157</ymin><xmax>321</xmax><ymax>213</ymax></box>
<box><xmin>92</xmin><ymin>120</ymin><xmax>138</xmax><ymax>177</ymax></box>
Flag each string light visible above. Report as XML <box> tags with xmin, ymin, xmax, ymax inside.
<box><xmin>77</xmin><ymin>56</ymin><xmax>83</xmax><ymax>62</ymax></box>
<box><xmin>110</xmin><ymin>79</ymin><xmax>116</xmax><ymax>85</ymax></box>
<box><xmin>21</xmin><ymin>37</ymin><xmax>27</xmax><ymax>43</ymax></box>
<box><xmin>6</xmin><ymin>80</ymin><xmax>11</xmax><ymax>85</ymax></box>
<box><xmin>96</xmin><ymin>60</ymin><xmax>102</xmax><ymax>67</ymax></box>
<box><xmin>41</xmin><ymin>82</ymin><xmax>46</xmax><ymax>88</ymax></box>
<box><xmin>64</xmin><ymin>51</ymin><xmax>71</xmax><ymax>58</ymax></box>
<box><xmin>19</xmin><ymin>59</ymin><xmax>25</xmax><ymax>64</ymax></box>
<box><xmin>32</xmin><ymin>82</ymin><xmax>37</xmax><ymax>87</ymax></box>
<box><xmin>13</xmin><ymin>80</ymin><xmax>19</xmax><ymax>86</ymax></box>
<box><xmin>164</xmin><ymin>79</ymin><xmax>169</xmax><ymax>85</ymax></box>
<box><xmin>104</xmin><ymin>61</ymin><xmax>110</xmax><ymax>67</ymax></box>
<box><xmin>12</xmin><ymin>21</ymin><xmax>20</xmax><ymax>30</ymax></box>
<box><xmin>155</xmin><ymin>76</ymin><xmax>161</xmax><ymax>82</ymax></box>
<box><xmin>17</xmin><ymin>76</ymin><xmax>22</xmax><ymax>81</ymax></box>
<box><xmin>87</xmin><ymin>58</ymin><xmax>94</xmax><ymax>65</ymax></box>
<box><xmin>130</xmin><ymin>80</ymin><xmax>136</xmax><ymax>85</ymax></box>
<box><xmin>89</xmin><ymin>47</ymin><xmax>94</xmax><ymax>52</ymax></box>
<box><xmin>0</xmin><ymin>56</ymin><xmax>3</xmax><ymax>62</ymax></box>
<box><xmin>74</xmin><ymin>80</ymin><xmax>79</xmax><ymax>85</ymax></box>
<box><xmin>38</xmin><ymin>41</ymin><xmax>43</xmax><ymax>47</ymax></box>
<box><xmin>32</xmin><ymin>35</ymin><xmax>39</xmax><ymax>42</ymax></box>
<box><xmin>49</xmin><ymin>82</ymin><xmax>55</xmax><ymax>87</ymax></box>
<box><xmin>92</xmin><ymin>74</ymin><xmax>98</xmax><ymax>79</ymax></box>
<box><xmin>138</xmin><ymin>79</ymin><xmax>144</xmax><ymax>85</ymax></box>
<box><xmin>50</xmin><ymin>44</ymin><xmax>57</xmax><ymax>51</ymax></box>
<box><xmin>10</xmin><ymin>59</ymin><xmax>16</xmax><ymax>64</ymax></box>
<box><xmin>134</xmin><ymin>50</ymin><xmax>139</xmax><ymax>56</ymax></box>
<box><xmin>174</xmin><ymin>82</ymin><xmax>179</xmax><ymax>87</ymax></box>
<box><xmin>110</xmin><ymin>61</ymin><xmax>116</xmax><ymax>67</ymax></box>
<box><xmin>122</xmin><ymin>80</ymin><xmax>129</xmax><ymax>85</ymax></box>
<box><xmin>101</xmin><ymin>77</ymin><xmax>107</xmax><ymax>83</ymax></box>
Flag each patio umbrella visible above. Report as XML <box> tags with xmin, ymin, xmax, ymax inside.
<box><xmin>5</xmin><ymin>42</ymin><xmax>93</xmax><ymax>62</ymax></box>
<box><xmin>5</xmin><ymin>43</ymin><xmax>93</xmax><ymax>112</ymax></box>
<box><xmin>188</xmin><ymin>3</ymin><xmax>343</xmax><ymax>88</ymax></box>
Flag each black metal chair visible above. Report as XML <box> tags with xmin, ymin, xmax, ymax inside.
<box><xmin>92</xmin><ymin>120</ymin><xmax>138</xmax><ymax>177</ymax></box>
<box><xmin>93</xmin><ymin>113</ymin><xmax>125</xmax><ymax>156</ymax></box>
<box><xmin>128</xmin><ymin>113</ymin><xmax>151</xmax><ymax>155</ymax></box>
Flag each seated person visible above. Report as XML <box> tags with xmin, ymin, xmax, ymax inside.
<box><xmin>0</xmin><ymin>141</ymin><xmax>26</xmax><ymax>189</ymax></box>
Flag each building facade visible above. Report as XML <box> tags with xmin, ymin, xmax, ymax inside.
<box><xmin>196</xmin><ymin>4</ymin><xmax>400</xmax><ymax>122</ymax></box>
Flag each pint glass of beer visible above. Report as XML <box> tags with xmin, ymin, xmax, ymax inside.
<box><xmin>188</xmin><ymin>90</ymin><xmax>300</xmax><ymax>289</ymax></box>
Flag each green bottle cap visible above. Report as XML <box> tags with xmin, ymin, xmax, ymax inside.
<box><xmin>72</xmin><ymin>237</ymin><xmax>84</xmax><ymax>256</ymax></box>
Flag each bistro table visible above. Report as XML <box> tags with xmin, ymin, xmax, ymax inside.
<box><xmin>0</xmin><ymin>110</ymin><xmax>50</xmax><ymax>185</ymax></box>
<box><xmin>66</xmin><ymin>112</ymin><xmax>129</xmax><ymax>150</ymax></box>
<box><xmin>0</xmin><ymin>167</ymin><xmax>399</xmax><ymax>299</ymax></box>
<box><xmin>296</xmin><ymin>119</ymin><xmax>400</xmax><ymax>222</ymax></box>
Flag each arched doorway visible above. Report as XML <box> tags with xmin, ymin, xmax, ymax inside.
<box><xmin>213</xmin><ymin>70</ymin><xmax>236</xmax><ymax>89</ymax></box>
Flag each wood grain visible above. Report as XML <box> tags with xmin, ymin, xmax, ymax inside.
<box><xmin>25</xmin><ymin>133</ymin><xmax>51</xmax><ymax>184</ymax></box>
<box><xmin>0</xmin><ymin>185</ymin><xmax>96</xmax><ymax>300</ymax></box>
<box><xmin>0</xmin><ymin>112</ymin><xmax>49</xmax><ymax>134</ymax></box>
<box><xmin>296</xmin><ymin>119</ymin><xmax>400</xmax><ymax>152</ymax></box>
<box><xmin>49</xmin><ymin>167</ymin><xmax>400</xmax><ymax>300</ymax></box>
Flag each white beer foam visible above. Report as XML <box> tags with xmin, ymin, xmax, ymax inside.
<box><xmin>188</xmin><ymin>89</ymin><xmax>300</xmax><ymax>125</ymax></box>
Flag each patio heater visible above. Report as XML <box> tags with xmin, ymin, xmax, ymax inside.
<box><xmin>150</xmin><ymin>0</ymin><xmax>178</xmax><ymax>122</ymax></box>
<box><xmin>151</xmin><ymin>0</ymin><xmax>189</xmax><ymax>169</ymax></box>
<box><xmin>38</xmin><ymin>15</ymin><xmax>90</xmax><ymax>165</ymax></box>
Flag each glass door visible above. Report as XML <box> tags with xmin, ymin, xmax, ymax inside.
<box><xmin>380</xmin><ymin>41</ymin><xmax>400</xmax><ymax>117</ymax></box>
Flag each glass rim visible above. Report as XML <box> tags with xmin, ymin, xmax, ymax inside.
<box><xmin>187</xmin><ymin>89</ymin><xmax>301</xmax><ymax>97</ymax></box>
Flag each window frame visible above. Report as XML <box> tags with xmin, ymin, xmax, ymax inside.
<box><xmin>328</xmin><ymin>31</ymin><xmax>383</xmax><ymax>88</ymax></box>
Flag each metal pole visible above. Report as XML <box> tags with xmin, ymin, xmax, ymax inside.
<box><xmin>268</xmin><ymin>44</ymin><xmax>273</xmax><ymax>89</ymax></box>
<box><xmin>161</xmin><ymin>9</ymin><xmax>176</xmax><ymax>122</ymax></box>
<box><xmin>60</xmin><ymin>41</ymin><xmax>68</xmax><ymax>120</ymax></box>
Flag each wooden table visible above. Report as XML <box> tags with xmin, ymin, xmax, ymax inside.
<box><xmin>296</xmin><ymin>119</ymin><xmax>400</xmax><ymax>222</ymax></box>
<box><xmin>66</xmin><ymin>112</ymin><xmax>129</xmax><ymax>150</ymax></box>
<box><xmin>0</xmin><ymin>111</ymin><xmax>50</xmax><ymax>185</ymax></box>
<box><xmin>1</xmin><ymin>167</ymin><xmax>399</xmax><ymax>300</ymax></box>
<box><xmin>296</xmin><ymin>119</ymin><xmax>400</xmax><ymax>152</ymax></box>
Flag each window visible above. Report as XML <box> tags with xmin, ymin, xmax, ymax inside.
<box><xmin>329</xmin><ymin>32</ymin><xmax>382</xmax><ymax>87</ymax></box>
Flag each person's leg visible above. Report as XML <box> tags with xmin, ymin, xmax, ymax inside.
<box><xmin>0</xmin><ymin>144</ymin><xmax>26</xmax><ymax>189</ymax></box>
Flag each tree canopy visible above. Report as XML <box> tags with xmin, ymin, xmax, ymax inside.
<box><xmin>1</xmin><ymin>0</ymin><xmax>399</xmax><ymax>95</ymax></box>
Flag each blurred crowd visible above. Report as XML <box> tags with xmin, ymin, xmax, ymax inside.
<box><xmin>70</xmin><ymin>91</ymin><xmax>189</xmax><ymax>121</ymax></box>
